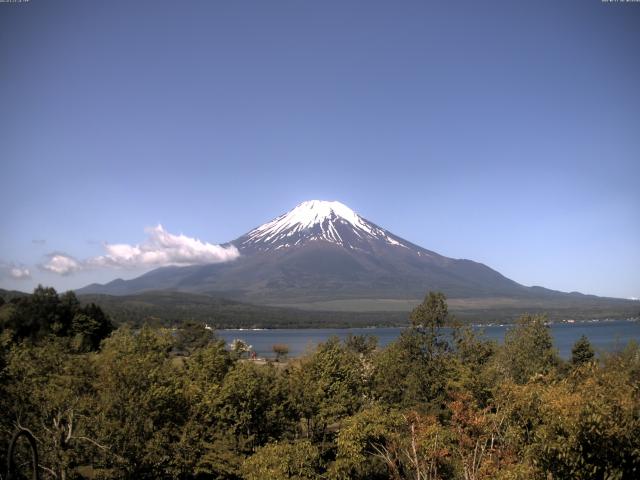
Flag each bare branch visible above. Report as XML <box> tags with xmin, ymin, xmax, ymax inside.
<box><xmin>14</xmin><ymin>422</ymin><xmax>43</xmax><ymax>445</ymax></box>
<box><xmin>38</xmin><ymin>464</ymin><xmax>58</xmax><ymax>478</ymax></box>
<box><xmin>70</xmin><ymin>435</ymin><xmax>110</xmax><ymax>452</ymax></box>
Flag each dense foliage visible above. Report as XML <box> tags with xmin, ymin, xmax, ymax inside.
<box><xmin>1</xmin><ymin>288</ymin><xmax>639</xmax><ymax>479</ymax></box>
<box><xmin>0</xmin><ymin>286</ymin><xmax>114</xmax><ymax>350</ymax></box>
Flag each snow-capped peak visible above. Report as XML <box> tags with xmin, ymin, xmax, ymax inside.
<box><xmin>269</xmin><ymin>200</ymin><xmax>372</xmax><ymax>233</ymax></box>
<box><xmin>239</xmin><ymin>200</ymin><xmax>410</xmax><ymax>251</ymax></box>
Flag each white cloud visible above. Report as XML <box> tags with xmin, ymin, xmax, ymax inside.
<box><xmin>41</xmin><ymin>254</ymin><xmax>82</xmax><ymax>276</ymax></box>
<box><xmin>0</xmin><ymin>262</ymin><xmax>32</xmax><ymax>280</ymax></box>
<box><xmin>10</xmin><ymin>267</ymin><xmax>31</xmax><ymax>279</ymax></box>
<box><xmin>41</xmin><ymin>225</ymin><xmax>240</xmax><ymax>275</ymax></box>
<box><xmin>90</xmin><ymin>224</ymin><xmax>240</xmax><ymax>268</ymax></box>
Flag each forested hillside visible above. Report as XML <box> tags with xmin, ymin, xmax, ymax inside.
<box><xmin>76</xmin><ymin>291</ymin><xmax>407</xmax><ymax>329</ymax></box>
<box><xmin>1</xmin><ymin>289</ymin><xmax>638</xmax><ymax>479</ymax></box>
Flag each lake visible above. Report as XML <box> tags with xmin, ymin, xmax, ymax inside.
<box><xmin>218</xmin><ymin>319</ymin><xmax>640</xmax><ymax>359</ymax></box>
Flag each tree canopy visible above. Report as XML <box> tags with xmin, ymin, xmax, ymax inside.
<box><xmin>0</xmin><ymin>288</ymin><xmax>638</xmax><ymax>479</ymax></box>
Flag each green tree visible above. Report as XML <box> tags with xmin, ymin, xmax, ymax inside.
<box><xmin>291</xmin><ymin>337</ymin><xmax>364</xmax><ymax>441</ymax></box>
<box><xmin>242</xmin><ymin>439</ymin><xmax>322</xmax><ymax>480</ymax></box>
<box><xmin>331</xmin><ymin>405</ymin><xmax>404</xmax><ymax>480</ymax></box>
<box><xmin>0</xmin><ymin>301</ymin><xmax>17</xmax><ymax>337</ymax></box>
<box><xmin>344</xmin><ymin>334</ymin><xmax>378</xmax><ymax>356</ymax></box>
<box><xmin>91</xmin><ymin>326</ymin><xmax>187</xmax><ymax>478</ymax></box>
<box><xmin>497</xmin><ymin>314</ymin><xmax>559</xmax><ymax>384</ymax></box>
<box><xmin>176</xmin><ymin>340</ymin><xmax>235</xmax><ymax>478</ymax></box>
<box><xmin>193</xmin><ymin>432</ymin><xmax>244</xmax><ymax>479</ymax></box>
<box><xmin>410</xmin><ymin>291</ymin><xmax>450</xmax><ymax>335</ymax></box>
<box><xmin>3</xmin><ymin>337</ymin><xmax>100</xmax><ymax>480</ymax></box>
<box><xmin>76</xmin><ymin>302</ymin><xmax>113</xmax><ymax>347</ymax></box>
<box><xmin>0</xmin><ymin>287</ymin><xmax>111</xmax><ymax>348</ymax></box>
<box><xmin>58</xmin><ymin>290</ymin><xmax>81</xmax><ymax>333</ymax></box>
<box><xmin>217</xmin><ymin>361</ymin><xmax>295</xmax><ymax>453</ymax></box>
<box><xmin>185</xmin><ymin>339</ymin><xmax>234</xmax><ymax>405</ymax></box>
<box><xmin>29</xmin><ymin>285</ymin><xmax>65</xmax><ymax>335</ymax></box>
<box><xmin>70</xmin><ymin>308</ymin><xmax>114</xmax><ymax>352</ymax></box>
<box><xmin>229</xmin><ymin>338</ymin><xmax>252</xmax><ymax>358</ymax></box>
<box><xmin>185</xmin><ymin>360</ymin><xmax>294</xmax><ymax>477</ymax></box>
<box><xmin>571</xmin><ymin>334</ymin><xmax>595</xmax><ymax>366</ymax></box>
<box><xmin>450</xmin><ymin>325</ymin><xmax>497</xmax><ymax>406</ymax></box>
<box><xmin>174</xmin><ymin>321</ymin><xmax>214</xmax><ymax>353</ymax></box>
<box><xmin>371</xmin><ymin>331</ymin><xmax>452</xmax><ymax>411</ymax></box>
<box><xmin>1</xmin><ymin>285</ymin><xmax>62</xmax><ymax>340</ymax></box>
<box><xmin>372</xmin><ymin>292</ymin><xmax>452</xmax><ymax>410</ymax></box>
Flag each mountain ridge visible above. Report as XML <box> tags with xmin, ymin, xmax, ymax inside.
<box><xmin>76</xmin><ymin>200</ymin><xmax>631</xmax><ymax>311</ymax></box>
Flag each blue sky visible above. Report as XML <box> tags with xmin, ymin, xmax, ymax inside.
<box><xmin>1</xmin><ymin>0</ymin><xmax>638</xmax><ymax>299</ymax></box>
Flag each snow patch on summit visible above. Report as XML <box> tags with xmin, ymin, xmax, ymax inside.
<box><xmin>241</xmin><ymin>200</ymin><xmax>410</xmax><ymax>251</ymax></box>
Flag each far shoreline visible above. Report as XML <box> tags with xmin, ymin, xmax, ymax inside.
<box><xmin>217</xmin><ymin>316</ymin><xmax>640</xmax><ymax>331</ymax></box>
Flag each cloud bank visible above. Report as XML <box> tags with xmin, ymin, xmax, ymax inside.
<box><xmin>41</xmin><ymin>225</ymin><xmax>239</xmax><ymax>275</ymax></box>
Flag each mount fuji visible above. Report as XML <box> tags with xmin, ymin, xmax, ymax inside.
<box><xmin>77</xmin><ymin>200</ymin><xmax>620</xmax><ymax>312</ymax></box>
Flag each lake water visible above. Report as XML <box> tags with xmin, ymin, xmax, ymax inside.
<box><xmin>218</xmin><ymin>319</ymin><xmax>640</xmax><ymax>359</ymax></box>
